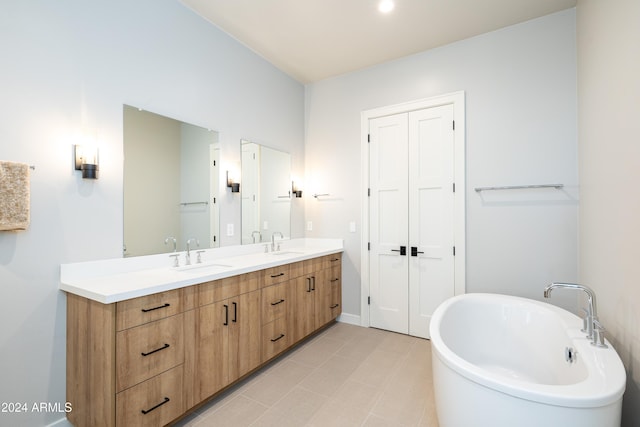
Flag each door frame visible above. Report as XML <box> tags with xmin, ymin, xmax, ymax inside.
<box><xmin>360</xmin><ymin>91</ymin><xmax>466</xmax><ymax>328</ymax></box>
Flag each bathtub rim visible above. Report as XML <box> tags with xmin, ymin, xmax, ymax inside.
<box><xmin>429</xmin><ymin>293</ymin><xmax>626</xmax><ymax>408</ymax></box>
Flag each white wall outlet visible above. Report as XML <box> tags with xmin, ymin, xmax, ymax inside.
<box><xmin>349</xmin><ymin>221</ymin><xmax>356</xmax><ymax>233</ymax></box>
<box><xmin>263</xmin><ymin>221</ymin><xmax>269</xmax><ymax>230</ymax></box>
<box><xmin>226</xmin><ymin>223</ymin><xmax>234</xmax><ymax>236</ymax></box>
<box><xmin>307</xmin><ymin>221</ymin><xmax>313</xmax><ymax>231</ymax></box>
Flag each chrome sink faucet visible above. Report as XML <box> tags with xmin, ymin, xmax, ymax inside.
<box><xmin>544</xmin><ymin>282</ymin><xmax>607</xmax><ymax>348</ymax></box>
<box><xmin>271</xmin><ymin>231</ymin><xmax>284</xmax><ymax>252</ymax></box>
<box><xmin>185</xmin><ymin>238</ymin><xmax>200</xmax><ymax>265</ymax></box>
<box><xmin>164</xmin><ymin>236</ymin><xmax>177</xmax><ymax>252</ymax></box>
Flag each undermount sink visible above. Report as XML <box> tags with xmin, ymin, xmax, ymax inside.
<box><xmin>173</xmin><ymin>261</ymin><xmax>233</xmax><ymax>272</ymax></box>
<box><xmin>269</xmin><ymin>250</ymin><xmax>304</xmax><ymax>256</ymax></box>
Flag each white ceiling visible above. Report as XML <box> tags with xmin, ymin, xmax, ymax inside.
<box><xmin>179</xmin><ymin>0</ymin><xmax>576</xmax><ymax>83</ymax></box>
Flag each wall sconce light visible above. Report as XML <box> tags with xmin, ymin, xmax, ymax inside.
<box><xmin>74</xmin><ymin>145</ymin><xmax>99</xmax><ymax>179</ymax></box>
<box><xmin>292</xmin><ymin>181</ymin><xmax>303</xmax><ymax>198</ymax></box>
<box><xmin>226</xmin><ymin>170</ymin><xmax>240</xmax><ymax>193</ymax></box>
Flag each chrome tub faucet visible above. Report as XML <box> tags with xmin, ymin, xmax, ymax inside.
<box><xmin>544</xmin><ymin>282</ymin><xmax>607</xmax><ymax>348</ymax></box>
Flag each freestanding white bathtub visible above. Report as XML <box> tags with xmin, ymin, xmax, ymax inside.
<box><xmin>430</xmin><ymin>293</ymin><xmax>626</xmax><ymax>427</ymax></box>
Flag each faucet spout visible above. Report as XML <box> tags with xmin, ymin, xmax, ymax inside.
<box><xmin>544</xmin><ymin>282</ymin><xmax>597</xmax><ymax>317</ymax></box>
<box><xmin>271</xmin><ymin>231</ymin><xmax>284</xmax><ymax>251</ymax></box>
<box><xmin>185</xmin><ymin>238</ymin><xmax>199</xmax><ymax>265</ymax></box>
<box><xmin>544</xmin><ymin>282</ymin><xmax>606</xmax><ymax>347</ymax></box>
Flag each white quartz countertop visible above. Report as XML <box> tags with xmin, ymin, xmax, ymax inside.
<box><xmin>60</xmin><ymin>238</ymin><xmax>343</xmax><ymax>304</ymax></box>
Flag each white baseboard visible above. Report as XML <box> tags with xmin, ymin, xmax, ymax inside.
<box><xmin>337</xmin><ymin>312</ymin><xmax>361</xmax><ymax>326</ymax></box>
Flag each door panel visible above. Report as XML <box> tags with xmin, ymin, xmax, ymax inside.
<box><xmin>369</xmin><ymin>114</ymin><xmax>409</xmax><ymax>334</ymax></box>
<box><xmin>408</xmin><ymin>105</ymin><xmax>455</xmax><ymax>338</ymax></box>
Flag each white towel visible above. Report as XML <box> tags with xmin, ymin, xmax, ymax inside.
<box><xmin>0</xmin><ymin>161</ymin><xmax>30</xmax><ymax>231</ymax></box>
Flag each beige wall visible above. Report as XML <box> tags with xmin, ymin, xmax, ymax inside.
<box><xmin>577</xmin><ymin>1</ymin><xmax>640</xmax><ymax>424</ymax></box>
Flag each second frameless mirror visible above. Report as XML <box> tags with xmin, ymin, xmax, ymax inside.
<box><xmin>241</xmin><ymin>140</ymin><xmax>291</xmax><ymax>244</ymax></box>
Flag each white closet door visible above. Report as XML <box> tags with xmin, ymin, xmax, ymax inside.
<box><xmin>408</xmin><ymin>105</ymin><xmax>455</xmax><ymax>338</ymax></box>
<box><xmin>369</xmin><ymin>113</ymin><xmax>409</xmax><ymax>334</ymax></box>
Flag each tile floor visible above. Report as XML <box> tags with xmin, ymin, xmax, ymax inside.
<box><xmin>174</xmin><ymin>322</ymin><xmax>439</xmax><ymax>427</ymax></box>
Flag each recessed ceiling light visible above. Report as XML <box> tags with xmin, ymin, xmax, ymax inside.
<box><xmin>378</xmin><ymin>0</ymin><xmax>395</xmax><ymax>14</ymax></box>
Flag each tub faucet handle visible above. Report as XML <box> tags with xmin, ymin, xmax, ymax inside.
<box><xmin>580</xmin><ymin>307</ymin><xmax>590</xmax><ymax>334</ymax></box>
<box><xmin>592</xmin><ymin>319</ymin><xmax>608</xmax><ymax>348</ymax></box>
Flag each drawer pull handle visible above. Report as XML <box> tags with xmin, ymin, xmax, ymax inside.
<box><xmin>141</xmin><ymin>303</ymin><xmax>170</xmax><ymax>313</ymax></box>
<box><xmin>331</xmin><ymin>258</ymin><xmax>339</xmax><ymax>262</ymax></box>
<box><xmin>330</xmin><ymin>304</ymin><xmax>340</xmax><ymax>309</ymax></box>
<box><xmin>141</xmin><ymin>343</ymin><xmax>170</xmax><ymax>357</ymax></box>
<box><xmin>271</xmin><ymin>333</ymin><xmax>285</xmax><ymax>342</ymax></box>
<box><xmin>141</xmin><ymin>397</ymin><xmax>170</xmax><ymax>415</ymax></box>
<box><xmin>271</xmin><ymin>299</ymin><xmax>285</xmax><ymax>306</ymax></box>
<box><xmin>330</xmin><ymin>278</ymin><xmax>339</xmax><ymax>282</ymax></box>
<box><xmin>224</xmin><ymin>304</ymin><xmax>229</xmax><ymax>326</ymax></box>
<box><xmin>270</xmin><ymin>272</ymin><xmax>285</xmax><ymax>278</ymax></box>
<box><xmin>306</xmin><ymin>277</ymin><xmax>312</xmax><ymax>293</ymax></box>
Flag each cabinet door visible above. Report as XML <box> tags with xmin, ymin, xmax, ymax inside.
<box><xmin>314</xmin><ymin>269</ymin><xmax>333</xmax><ymax>329</ymax></box>
<box><xmin>293</xmin><ymin>275</ymin><xmax>315</xmax><ymax>342</ymax></box>
<box><xmin>228</xmin><ymin>289</ymin><xmax>261</xmax><ymax>382</ymax></box>
<box><xmin>194</xmin><ymin>300</ymin><xmax>229</xmax><ymax>402</ymax></box>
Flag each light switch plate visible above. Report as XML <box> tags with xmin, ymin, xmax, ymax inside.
<box><xmin>226</xmin><ymin>223</ymin><xmax>234</xmax><ymax>236</ymax></box>
<box><xmin>307</xmin><ymin>221</ymin><xmax>313</xmax><ymax>231</ymax></box>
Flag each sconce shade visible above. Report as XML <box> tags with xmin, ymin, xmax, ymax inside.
<box><xmin>74</xmin><ymin>145</ymin><xmax>99</xmax><ymax>179</ymax></box>
<box><xmin>226</xmin><ymin>170</ymin><xmax>240</xmax><ymax>193</ymax></box>
<box><xmin>292</xmin><ymin>181</ymin><xmax>302</xmax><ymax>198</ymax></box>
<box><xmin>81</xmin><ymin>163</ymin><xmax>98</xmax><ymax>179</ymax></box>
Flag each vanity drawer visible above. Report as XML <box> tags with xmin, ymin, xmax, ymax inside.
<box><xmin>288</xmin><ymin>258</ymin><xmax>322</xmax><ymax>278</ymax></box>
<box><xmin>262</xmin><ymin>317</ymin><xmax>289</xmax><ymax>361</ymax></box>
<box><xmin>116</xmin><ymin>289</ymin><xmax>182</xmax><ymax>331</ymax></box>
<box><xmin>262</xmin><ymin>265</ymin><xmax>290</xmax><ymax>287</ymax></box>
<box><xmin>322</xmin><ymin>253</ymin><xmax>342</xmax><ymax>271</ymax></box>
<box><xmin>198</xmin><ymin>276</ymin><xmax>239</xmax><ymax>306</ymax></box>
<box><xmin>116</xmin><ymin>365</ymin><xmax>184</xmax><ymax>427</ymax></box>
<box><xmin>116</xmin><ymin>314</ymin><xmax>184</xmax><ymax>392</ymax></box>
<box><xmin>261</xmin><ymin>281</ymin><xmax>289</xmax><ymax>324</ymax></box>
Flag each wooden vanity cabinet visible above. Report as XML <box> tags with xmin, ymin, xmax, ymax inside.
<box><xmin>292</xmin><ymin>253</ymin><xmax>343</xmax><ymax>342</ymax></box>
<box><xmin>66</xmin><ymin>252</ymin><xmax>341</xmax><ymax>427</ymax></box>
<box><xmin>67</xmin><ymin>287</ymin><xmax>192</xmax><ymax>427</ymax></box>
<box><xmin>185</xmin><ymin>272</ymin><xmax>262</xmax><ymax>408</ymax></box>
<box><xmin>260</xmin><ymin>280</ymin><xmax>291</xmax><ymax>361</ymax></box>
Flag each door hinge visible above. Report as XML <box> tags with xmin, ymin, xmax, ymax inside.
<box><xmin>368</xmin><ymin>242</ymin><xmax>371</xmax><ymax>251</ymax></box>
<box><xmin>213</xmin><ymin>197</ymin><xmax>216</xmax><ymax>204</ymax></box>
<box><xmin>368</xmin><ymin>134</ymin><xmax>371</xmax><ymax>143</ymax></box>
<box><xmin>453</xmin><ymin>246</ymin><xmax>456</xmax><ymax>256</ymax></box>
<box><xmin>452</xmin><ymin>120</ymin><xmax>455</xmax><ymax>130</ymax></box>
<box><xmin>213</xmin><ymin>235</ymin><xmax>217</xmax><ymax>242</ymax></box>
<box><xmin>213</xmin><ymin>160</ymin><xmax>216</xmax><ymax>166</ymax></box>
<box><xmin>368</xmin><ymin>296</ymin><xmax>371</xmax><ymax>305</ymax></box>
<box><xmin>368</xmin><ymin>188</ymin><xmax>371</xmax><ymax>197</ymax></box>
<box><xmin>452</xmin><ymin>183</ymin><xmax>455</xmax><ymax>193</ymax></box>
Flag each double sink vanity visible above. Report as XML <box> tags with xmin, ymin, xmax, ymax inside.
<box><xmin>60</xmin><ymin>238</ymin><xmax>343</xmax><ymax>427</ymax></box>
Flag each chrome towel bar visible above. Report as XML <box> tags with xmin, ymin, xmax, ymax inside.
<box><xmin>474</xmin><ymin>184</ymin><xmax>563</xmax><ymax>192</ymax></box>
<box><xmin>179</xmin><ymin>201</ymin><xmax>209</xmax><ymax>206</ymax></box>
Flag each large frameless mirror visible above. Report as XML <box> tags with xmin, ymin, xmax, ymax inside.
<box><xmin>241</xmin><ymin>140</ymin><xmax>291</xmax><ymax>244</ymax></box>
<box><xmin>123</xmin><ymin>105</ymin><xmax>220</xmax><ymax>256</ymax></box>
